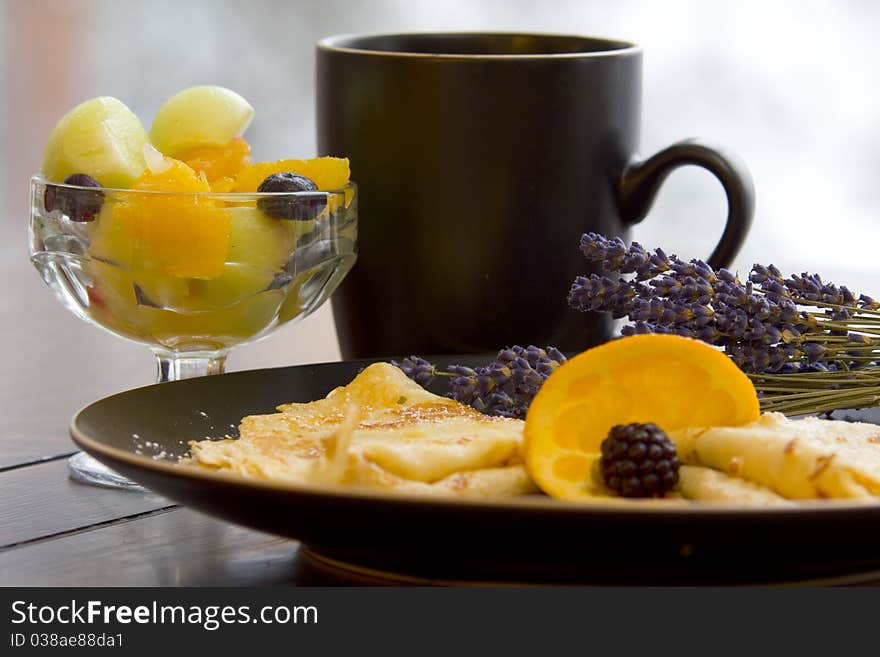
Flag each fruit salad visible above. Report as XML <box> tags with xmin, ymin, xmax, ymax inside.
<box><xmin>31</xmin><ymin>86</ymin><xmax>357</xmax><ymax>352</ymax></box>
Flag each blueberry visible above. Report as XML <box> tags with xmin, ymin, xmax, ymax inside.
<box><xmin>44</xmin><ymin>173</ymin><xmax>105</xmax><ymax>222</ymax></box>
<box><xmin>257</xmin><ymin>172</ymin><xmax>327</xmax><ymax>220</ymax></box>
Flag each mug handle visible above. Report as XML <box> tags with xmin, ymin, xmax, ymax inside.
<box><xmin>617</xmin><ymin>139</ymin><xmax>755</xmax><ymax>269</ymax></box>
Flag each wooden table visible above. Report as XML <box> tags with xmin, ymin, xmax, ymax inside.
<box><xmin>0</xmin><ymin>458</ymin><xmax>365</xmax><ymax>586</ymax></box>
<box><xmin>1</xmin><ymin>253</ymin><xmax>347</xmax><ymax>585</ymax></box>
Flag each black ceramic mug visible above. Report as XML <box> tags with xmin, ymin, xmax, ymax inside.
<box><xmin>317</xmin><ymin>32</ymin><xmax>754</xmax><ymax>358</ymax></box>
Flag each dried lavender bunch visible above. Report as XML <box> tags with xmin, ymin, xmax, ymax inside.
<box><xmin>392</xmin><ymin>355</ymin><xmax>437</xmax><ymax>387</ymax></box>
<box><xmin>570</xmin><ymin>232</ymin><xmax>880</xmax><ymax>414</ymax></box>
<box><xmin>393</xmin><ymin>346</ymin><xmax>567</xmax><ymax>419</ymax></box>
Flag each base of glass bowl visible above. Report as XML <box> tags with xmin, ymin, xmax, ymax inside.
<box><xmin>68</xmin><ymin>452</ymin><xmax>148</xmax><ymax>492</ymax></box>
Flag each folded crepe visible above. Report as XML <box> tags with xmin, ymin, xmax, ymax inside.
<box><xmin>677</xmin><ymin>465</ymin><xmax>794</xmax><ymax>507</ymax></box>
<box><xmin>184</xmin><ymin>362</ymin><xmax>537</xmax><ymax>497</ymax></box>
<box><xmin>671</xmin><ymin>412</ymin><xmax>880</xmax><ymax>499</ymax></box>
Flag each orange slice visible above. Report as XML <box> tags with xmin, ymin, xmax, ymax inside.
<box><xmin>232</xmin><ymin>156</ymin><xmax>350</xmax><ymax>192</ymax></box>
<box><xmin>179</xmin><ymin>136</ymin><xmax>252</xmax><ymax>186</ymax></box>
<box><xmin>107</xmin><ymin>158</ymin><xmax>231</xmax><ymax>279</ymax></box>
<box><xmin>524</xmin><ymin>334</ymin><xmax>760</xmax><ymax>499</ymax></box>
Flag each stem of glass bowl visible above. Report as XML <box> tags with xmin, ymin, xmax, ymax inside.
<box><xmin>154</xmin><ymin>351</ymin><xmax>228</xmax><ymax>383</ymax></box>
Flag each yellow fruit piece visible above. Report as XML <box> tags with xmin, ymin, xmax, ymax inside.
<box><xmin>140</xmin><ymin>289</ymin><xmax>284</xmax><ymax>349</ymax></box>
<box><xmin>233</xmin><ymin>156</ymin><xmax>350</xmax><ymax>192</ymax></box>
<box><xmin>149</xmin><ymin>85</ymin><xmax>254</xmax><ymax>158</ymax></box>
<box><xmin>42</xmin><ymin>96</ymin><xmax>149</xmax><ymax>187</ymax></box>
<box><xmin>129</xmin><ymin>157</ymin><xmax>208</xmax><ymax>193</ymax></box>
<box><xmin>93</xmin><ymin>158</ymin><xmax>231</xmax><ymax>279</ymax></box>
<box><xmin>211</xmin><ymin>177</ymin><xmax>236</xmax><ymax>193</ymax></box>
<box><xmin>180</xmin><ymin>136</ymin><xmax>252</xmax><ymax>185</ymax></box>
<box><xmin>226</xmin><ymin>206</ymin><xmax>300</xmax><ymax>270</ymax></box>
<box><xmin>524</xmin><ymin>334</ymin><xmax>760</xmax><ymax>500</ymax></box>
<box><xmin>85</xmin><ymin>258</ymin><xmax>146</xmax><ymax>339</ymax></box>
<box><xmin>184</xmin><ymin>266</ymin><xmax>275</xmax><ymax>310</ymax></box>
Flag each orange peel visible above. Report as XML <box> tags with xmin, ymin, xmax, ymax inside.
<box><xmin>524</xmin><ymin>334</ymin><xmax>760</xmax><ymax>499</ymax></box>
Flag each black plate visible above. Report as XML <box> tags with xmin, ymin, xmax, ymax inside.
<box><xmin>70</xmin><ymin>358</ymin><xmax>880</xmax><ymax>585</ymax></box>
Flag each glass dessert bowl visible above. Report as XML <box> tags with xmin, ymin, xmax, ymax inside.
<box><xmin>29</xmin><ymin>175</ymin><xmax>357</xmax><ymax>486</ymax></box>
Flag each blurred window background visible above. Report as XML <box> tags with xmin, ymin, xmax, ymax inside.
<box><xmin>3</xmin><ymin>0</ymin><xmax>878</xmax><ymax>375</ymax></box>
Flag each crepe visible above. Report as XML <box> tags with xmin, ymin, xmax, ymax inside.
<box><xmin>671</xmin><ymin>412</ymin><xmax>880</xmax><ymax>499</ymax></box>
<box><xmin>677</xmin><ymin>465</ymin><xmax>794</xmax><ymax>507</ymax></box>
<box><xmin>185</xmin><ymin>362</ymin><xmax>537</xmax><ymax>497</ymax></box>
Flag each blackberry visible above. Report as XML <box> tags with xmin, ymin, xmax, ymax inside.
<box><xmin>599</xmin><ymin>423</ymin><xmax>680</xmax><ymax>497</ymax></box>
<box><xmin>257</xmin><ymin>172</ymin><xmax>327</xmax><ymax>220</ymax></box>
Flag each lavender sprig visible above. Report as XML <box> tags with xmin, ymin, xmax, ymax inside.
<box><xmin>393</xmin><ymin>346</ymin><xmax>567</xmax><ymax>419</ymax></box>
<box><xmin>571</xmin><ymin>232</ymin><xmax>880</xmax><ymax>375</ymax></box>
<box><xmin>571</xmin><ymin>233</ymin><xmax>880</xmax><ymax>414</ymax></box>
<box><xmin>400</xmin><ymin>235</ymin><xmax>880</xmax><ymax>419</ymax></box>
<box><xmin>393</xmin><ymin>356</ymin><xmax>438</xmax><ymax>387</ymax></box>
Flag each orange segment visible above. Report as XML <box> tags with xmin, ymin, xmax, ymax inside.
<box><xmin>179</xmin><ymin>136</ymin><xmax>252</xmax><ymax>186</ymax></box>
<box><xmin>524</xmin><ymin>334</ymin><xmax>760</xmax><ymax>500</ymax></box>
<box><xmin>233</xmin><ymin>156</ymin><xmax>350</xmax><ymax>192</ymax></box>
<box><xmin>210</xmin><ymin>176</ymin><xmax>236</xmax><ymax>193</ymax></box>
<box><xmin>105</xmin><ymin>158</ymin><xmax>231</xmax><ymax>279</ymax></box>
<box><xmin>128</xmin><ymin>157</ymin><xmax>208</xmax><ymax>193</ymax></box>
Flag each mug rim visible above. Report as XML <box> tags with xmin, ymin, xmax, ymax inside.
<box><xmin>317</xmin><ymin>31</ymin><xmax>641</xmax><ymax>59</ymax></box>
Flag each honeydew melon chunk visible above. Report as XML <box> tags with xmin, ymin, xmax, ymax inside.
<box><xmin>146</xmin><ymin>207</ymin><xmax>303</xmax><ymax>312</ymax></box>
<box><xmin>88</xmin><ymin>210</ymin><xmax>191</xmax><ymax>311</ymax></box>
<box><xmin>150</xmin><ymin>86</ymin><xmax>254</xmax><ymax>157</ymax></box>
<box><xmin>182</xmin><ymin>266</ymin><xmax>274</xmax><ymax>311</ymax></box>
<box><xmin>177</xmin><ymin>207</ymin><xmax>301</xmax><ymax>311</ymax></box>
<box><xmin>42</xmin><ymin>97</ymin><xmax>149</xmax><ymax>188</ymax></box>
<box><xmin>142</xmin><ymin>288</ymin><xmax>284</xmax><ymax>347</ymax></box>
<box><xmin>227</xmin><ymin>207</ymin><xmax>302</xmax><ymax>270</ymax></box>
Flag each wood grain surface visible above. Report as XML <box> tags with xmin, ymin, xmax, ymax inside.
<box><xmin>0</xmin><ymin>458</ymin><xmax>173</xmax><ymax>547</ymax></box>
<box><xmin>0</xmin><ymin>507</ymin><xmax>312</xmax><ymax>586</ymax></box>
